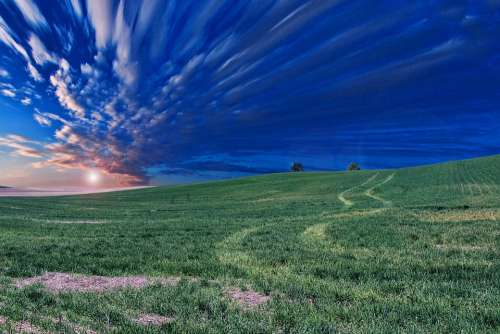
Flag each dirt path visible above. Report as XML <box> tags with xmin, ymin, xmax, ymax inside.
<box><xmin>337</xmin><ymin>173</ymin><xmax>379</xmax><ymax>208</ymax></box>
<box><xmin>364</xmin><ymin>173</ymin><xmax>395</xmax><ymax>207</ymax></box>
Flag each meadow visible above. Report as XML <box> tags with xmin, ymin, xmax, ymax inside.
<box><xmin>0</xmin><ymin>155</ymin><xmax>499</xmax><ymax>333</ymax></box>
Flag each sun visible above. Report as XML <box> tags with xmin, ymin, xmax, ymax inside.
<box><xmin>86</xmin><ymin>171</ymin><xmax>100</xmax><ymax>185</ymax></box>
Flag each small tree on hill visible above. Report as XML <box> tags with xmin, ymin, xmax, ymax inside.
<box><xmin>347</xmin><ymin>162</ymin><xmax>360</xmax><ymax>171</ymax></box>
<box><xmin>291</xmin><ymin>162</ymin><xmax>304</xmax><ymax>172</ymax></box>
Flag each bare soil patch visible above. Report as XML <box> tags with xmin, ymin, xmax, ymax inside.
<box><xmin>15</xmin><ymin>272</ymin><xmax>180</xmax><ymax>293</ymax></box>
<box><xmin>225</xmin><ymin>287</ymin><xmax>271</xmax><ymax>309</ymax></box>
<box><xmin>15</xmin><ymin>321</ymin><xmax>43</xmax><ymax>334</ymax></box>
<box><xmin>133</xmin><ymin>314</ymin><xmax>174</xmax><ymax>326</ymax></box>
<box><xmin>69</xmin><ymin>325</ymin><xmax>96</xmax><ymax>334</ymax></box>
<box><xmin>0</xmin><ymin>318</ymin><xmax>43</xmax><ymax>334</ymax></box>
<box><xmin>47</xmin><ymin>316</ymin><xmax>97</xmax><ymax>334</ymax></box>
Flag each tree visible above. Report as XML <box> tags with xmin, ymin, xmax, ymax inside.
<box><xmin>291</xmin><ymin>162</ymin><xmax>304</xmax><ymax>172</ymax></box>
<box><xmin>347</xmin><ymin>162</ymin><xmax>360</xmax><ymax>171</ymax></box>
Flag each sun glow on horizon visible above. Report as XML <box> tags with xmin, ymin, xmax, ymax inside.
<box><xmin>86</xmin><ymin>171</ymin><xmax>101</xmax><ymax>186</ymax></box>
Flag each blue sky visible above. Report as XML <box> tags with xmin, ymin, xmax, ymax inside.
<box><xmin>0</xmin><ymin>0</ymin><xmax>499</xmax><ymax>187</ymax></box>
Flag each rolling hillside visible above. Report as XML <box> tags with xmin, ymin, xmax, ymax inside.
<box><xmin>0</xmin><ymin>155</ymin><xmax>499</xmax><ymax>333</ymax></box>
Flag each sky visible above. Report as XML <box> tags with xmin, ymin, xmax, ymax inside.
<box><xmin>0</xmin><ymin>0</ymin><xmax>499</xmax><ymax>188</ymax></box>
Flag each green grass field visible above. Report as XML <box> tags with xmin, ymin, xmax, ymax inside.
<box><xmin>0</xmin><ymin>155</ymin><xmax>499</xmax><ymax>333</ymax></box>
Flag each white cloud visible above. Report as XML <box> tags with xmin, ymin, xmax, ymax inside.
<box><xmin>0</xmin><ymin>17</ymin><xmax>29</xmax><ymax>61</ymax></box>
<box><xmin>21</xmin><ymin>97</ymin><xmax>32</xmax><ymax>105</ymax></box>
<box><xmin>52</xmin><ymin>24</ymin><xmax>74</xmax><ymax>54</ymax></box>
<box><xmin>86</xmin><ymin>0</ymin><xmax>139</xmax><ymax>87</ymax></box>
<box><xmin>0</xmin><ymin>18</ymin><xmax>45</xmax><ymax>83</ymax></box>
<box><xmin>111</xmin><ymin>0</ymin><xmax>137</xmax><ymax>86</ymax></box>
<box><xmin>38</xmin><ymin>111</ymin><xmax>70</xmax><ymax>126</ymax></box>
<box><xmin>0</xmin><ymin>68</ymin><xmax>10</xmax><ymax>78</ymax></box>
<box><xmin>49</xmin><ymin>59</ymin><xmax>85</xmax><ymax>119</ymax></box>
<box><xmin>160</xmin><ymin>54</ymin><xmax>204</xmax><ymax>96</ymax></box>
<box><xmin>80</xmin><ymin>63</ymin><xmax>92</xmax><ymax>75</ymax></box>
<box><xmin>86</xmin><ymin>0</ymin><xmax>113</xmax><ymax>48</ymax></box>
<box><xmin>27</xmin><ymin>62</ymin><xmax>43</xmax><ymax>81</ymax></box>
<box><xmin>13</xmin><ymin>0</ymin><xmax>48</xmax><ymax>29</ymax></box>
<box><xmin>70</xmin><ymin>0</ymin><xmax>83</xmax><ymax>19</ymax></box>
<box><xmin>0</xmin><ymin>134</ymin><xmax>43</xmax><ymax>158</ymax></box>
<box><xmin>55</xmin><ymin>125</ymin><xmax>80</xmax><ymax>144</ymax></box>
<box><xmin>0</xmin><ymin>82</ymin><xmax>15</xmax><ymax>89</ymax></box>
<box><xmin>135</xmin><ymin>0</ymin><xmax>162</xmax><ymax>42</ymax></box>
<box><xmin>59</xmin><ymin>58</ymin><xmax>70</xmax><ymax>72</ymax></box>
<box><xmin>28</xmin><ymin>33</ymin><xmax>57</xmax><ymax>65</ymax></box>
<box><xmin>34</xmin><ymin>112</ymin><xmax>52</xmax><ymax>126</ymax></box>
<box><xmin>1</xmin><ymin>89</ymin><xmax>15</xmax><ymax>97</ymax></box>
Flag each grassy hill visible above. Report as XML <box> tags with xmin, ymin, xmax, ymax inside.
<box><xmin>0</xmin><ymin>155</ymin><xmax>499</xmax><ymax>333</ymax></box>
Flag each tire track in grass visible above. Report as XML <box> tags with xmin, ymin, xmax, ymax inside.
<box><xmin>478</xmin><ymin>168</ymin><xmax>496</xmax><ymax>195</ymax></box>
<box><xmin>218</xmin><ymin>208</ymin><xmax>388</xmax><ymax>285</ymax></box>
<box><xmin>465</xmin><ymin>163</ymin><xmax>487</xmax><ymax>196</ymax></box>
<box><xmin>454</xmin><ymin>163</ymin><xmax>467</xmax><ymax>196</ymax></box>
<box><xmin>364</xmin><ymin>173</ymin><xmax>395</xmax><ymax>207</ymax></box>
<box><xmin>449</xmin><ymin>164</ymin><xmax>459</xmax><ymax>196</ymax></box>
<box><xmin>483</xmin><ymin>166</ymin><xmax>499</xmax><ymax>194</ymax></box>
<box><xmin>216</xmin><ymin>222</ymin><xmax>346</xmax><ymax>313</ymax></box>
<box><xmin>337</xmin><ymin>173</ymin><xmax>379</xmax><ymax>208</ymax></box>
<box><xmin>481</xmin><ymin>170</ymin><xmax>498</xmax><ymax>194</ymax></box>
<box><xmin>216</xmin><ymin>224</ymin><xmax>294</xmax><ymax>279</ymax></box>
<box><xmin>460</xmin><ymin>163</ymin><xmax>474</xmax><ymax>196</ymax></box>
<box><xmin>475</xmin><ymin>169</ymin><xmax>490</xmax><ymax>194</ymax></box>
<box><xmin>459</xmin><ymin>163</ymin><xmax>474</xmax><ymax>196</ymax></box>
<box><xmin>463</xmin><ymin>163</ymin><xmax>481</xmax><ymax>196</ymax></box>
<box><xmin>217</xmin><ymin>219</ymin><xmax>347</xmax><ymax>286</ymax></box>
<box><xmin>302</xmin><ymin>209</ymin><xmax>385</xmax><ymax>245</ymax></box>
<box><xmin>453</xmin><ymin>163</ymin><xmax>463</xmax><ymax>195</ymax></box>
<box><xmin>215</xmin><ymin>223</ymin><xmax>326</xmax><ymax>301</ymax></box>
<box><xmin>470</xmin><ymin>168</ymin><xmax>485</xmax><ymax>195</ymax></box>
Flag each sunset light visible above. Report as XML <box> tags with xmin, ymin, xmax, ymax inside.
<box><xmin>86</xmin><ymin>171</ymin><xmax>100</xmax><ymax>186</ymax></box>
<box><xmin>0</xmin><ymin>1</ymin><xmax>498</xmax><ymax>332</ymax></box>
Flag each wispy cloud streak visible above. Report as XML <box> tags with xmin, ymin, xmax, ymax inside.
<box><xmin>0</xmin><ymin>0</ymin><xmax>498</xmax><ymax>184</ymax></box>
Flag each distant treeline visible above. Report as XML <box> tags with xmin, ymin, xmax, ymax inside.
<box><xmin>291</xmin><ymin>162</ymin><xmax>361</xmax><ymax>172</ymax></box>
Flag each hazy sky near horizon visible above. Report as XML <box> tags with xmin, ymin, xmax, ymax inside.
<box><xmin>0</xmin><ymin>0</ymin><xmax>499</xmax><ymax>187</ymax></box>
